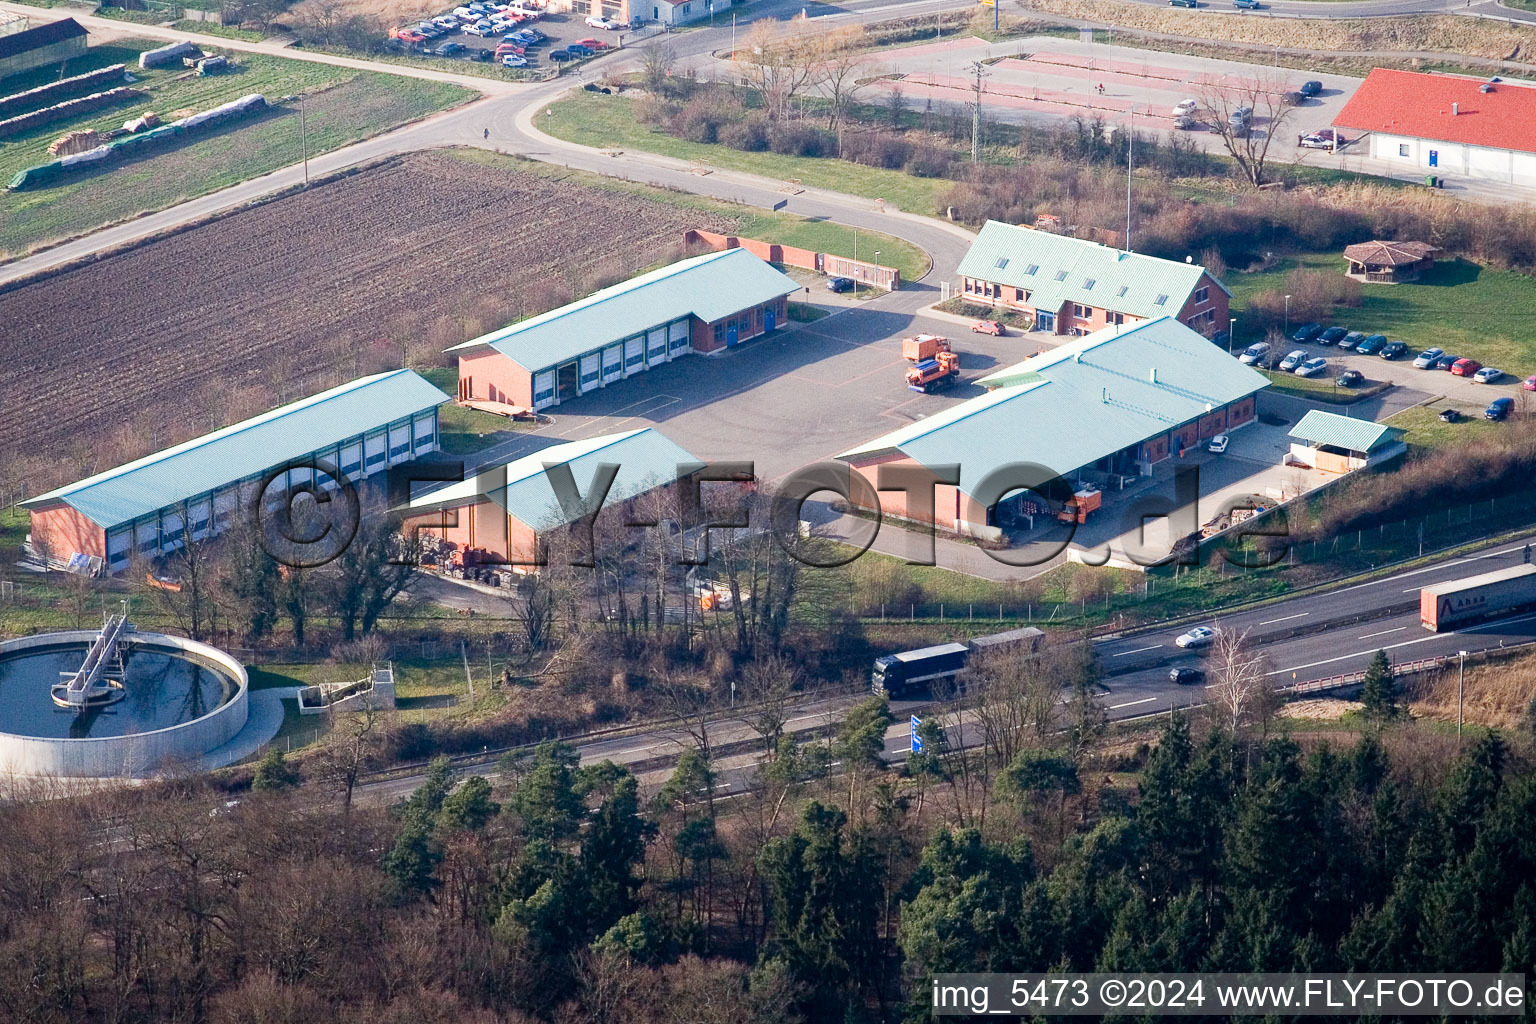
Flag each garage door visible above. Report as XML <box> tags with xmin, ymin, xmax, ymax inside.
<box><xmin>189</xmin><ymin>499</ymin><xmax>213</xmax><ymax>541</ymax></box>
<box><xmin>602</xmin><ymin>344</ymin><xmax>623</xmax><ymax>383</ymax></box>
<box><xmin>624</xmin><ymin>335</ymin><xmax>645</xmax><ymax>373</ymax></box>
<box><xmin>668</xmin><ymin>320</ymin><xmax>690</xmax><ymax>355</ymax></box>
<box><xmin>579</xmin><ymin>353</ymin><xmax>603</xmax><ymax>392</ymax></box>
<box><xmin>213</xmin><ymin>488</ymin><xmax>240</xmax><ymax>532</ymax></box>
<box><xmin>339</xmin><ymin>442</ymin><xmax>363</xmax><ymax>481</ymax></box>
<box><xmin>106</xmin><ymin>530</ymin><xmax>131</xmax><ymax>570</ymax></box>
<box><xmin>364</xmin><ymin>431</ymin><xmax>388</xmax><ymax>474</ymax></box>
<box><xmin>413</xmin><ymin>413</ymin><xmax>436</xmax><ymax>453</ymax></box>
<box><xmin>647</xmin><ymin>327</ymin><xmax>667</xmax><ymax>366</ymax></box>
<box><xmin>534</xmin><ymin>371</ymin><xmax>555</xmax><ymax>408</ymax></box>
<box><xmin>160</xmin><ymin>508</ymin><xmax>185</xmax><ymax>553</ymax></box>
<box><xmin>388</xmin><ymin>422</ymin><xmax>413</xmax><ymax>464</ymax></box>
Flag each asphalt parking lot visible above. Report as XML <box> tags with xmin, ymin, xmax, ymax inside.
<box><xmin>388</xmin><ymin>6</ymin><xmax>622</xmax><ymax>73</ymax></box>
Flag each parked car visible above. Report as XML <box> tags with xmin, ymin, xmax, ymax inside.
<box><xmin>1318</xmin><ymin>326</ymin><xmax>1348</xmax><ymax>344</ymax></box>
<box><xmin>585</xmin><ymin>13</ymin><xmax>619</xmax><ymax>27</ymax></box>
<box><xmin>1337</xmin><ymin>331</ymin><xmax>1366</xmax><ymax>350</ymax></box>
<box><xmin>1295</xmin><ymin>356</ymin><xmax>1330</xmax><ymax>377</ymax></box>
<box><xmin>1412</xmin><ymin>347</ymin><xmax>1445</xmax><ymax>368</ymax></box>
<box><xmin>1173</xmin><ymin>98</ymin><xmax>1199</xmax><ymax>116</ymax></box>
<box><xmin>1525</xmin><ymin>375</ymin><xmax>1536</xmax><ymax>391</ymax></box>
<box><xmin>1433</xmin><ymin>353</ymin><xmax>1460</xmax><ymax>371</ymax></box>
<box><xmin>1278</xmin><ymin>349</ymin><xmax>1308</xmax><ymax>372</ymax></box>
<box><xmin>548</xmin><ymin>48</ymin><xmax>573</xmax><ymax>60</ymax></box>
<box><xmin>1451</xmin><ymin>357</ymin><xmax>1483</xmax><ymax>377</ymax></box>
<box><xmin>1292</xmin><ymin>322</ymin><xmax>1323</xmax><ymax>342</ymax></box>
<box><xmin>1174</xmin><ymin>114</ymin><xmax>1200</xmax><ymax>130</ymax></box>
<box><xmin>1238</xmin><ymin>342</ymin><xmax>1270</xmax><ymax>365</ymax></box>
<box><xmin>436</xmin><ymin>41</ymin><xmax>467</xmax><ymax>55</ymax></box>
<box><xmin>1299</xmin><ymin>80</ymin><xmax>1323</xmax><ymax>97</ymax></box>
<box><xmin>1207</xmin><ymin>433</ymin><xmax>1230</xmax><ymax>454</ymax></box>
<box><xmin>501</xmin><ymin>53</ymin><xmax>528</xmax><ymax>66</ymax></box>
<box><xmin>1170</xmin><ymin>667</ymin><xmax>1207</xmax><ymax>684</ymax></box>
<box><xmin>1380</xmin><ymin>340</ymin><xmax>1409</xmax><ymax>360</ymax></box>
<box><xmin>1231</xmin><ymin>104</ymin><xmax>1254</xmax><ymax>122</ymax></box>
<box><xmin>1336</xmin><ymin>369</ymin><xmax>1364</xmax><ymax>387</ymax></box>
<box><xmin>466</xmin><ymin>22</ymin><xmax>499</xmax><ymax>35</ymax></box>
<box><xmin>566</xmin><ymin>43</ymin><xmax>595</xmax><ymax>56</ymax></box>
<box><xmin>827</xmin><ymin>276</ymin><xmax>854</xmax><ymax>293</ymax></box>
<box><xmin>1176</xmin><ymin>626</ymin><xmax>1217</xmax><ymax>649</ymax></box>
<box><xmin>1487</xmin><ymin>397</ymin><xmax>1514</xmax><ymax>421</ymax></box>
<box><xmin>396</xmin><ymin>29</ymin><xmax>427</xmax><ymax>43</ymax></box>
<box><xmin>433</xmin><ymin>15</ymin><xmax>460</xmax><ymax>28</ymax></box>
<box><xmin>1356</xmin><ymin>333</ymin><xmax>1388</xmax><ymax>355</ymax></box>
<box><xmin>575</xmin><ymin>36</ymin><xmax>610</xmax><ymax>48</ymax></box>
<box><xmin>1473</xmin><ymin>366</ymin><xmax>1504</xmax><ymax>384</ymax></box>
<box><xmin>972</xmin><ymin>320</ymin><xmax>1005</xmax><ymax>336</ymax></box>
<box><xmin>471</xmin><ymin>48</ymin><xmax>493</xmax><ymax>60</ymax></box>
<box><xmin>1440</xmin><ymin>408</ymin><xmax>1462</xmax><ymax>423</ymax></box>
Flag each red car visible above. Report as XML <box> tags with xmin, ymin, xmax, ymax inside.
<box><xmin>1524</xmin><ymin>375</ymin><xmax>1536</xmax><ymax>391</ymax></box>
<box><xmin>971</xmin><ymin>319</ymin><xmax>1006</xmax><ymax>336</ymax></box>
<box><xmin>1451</xmin><ymin>358</ymin><xmax>1482</xmax><ymax>377</ymax></box>
<box><xmin>575</xmin><ymin>36</ymin><xmax>611</xmax><ymax>49</ymax></box>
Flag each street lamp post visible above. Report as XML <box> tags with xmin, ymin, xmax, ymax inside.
<box><xmin>1228</xmin><ymin>316</ymin><xmax>1237</xmax><ymax>354</ymax></box>
<box><xmin>1284</xmin><ymin>294</ymin><xmax>1291</xmax><ymax>335</ymax></box>
<box><xmin>1458</xmin><ymin>649</ymin><xmax>1469</xmax><ymax>744</ymax></box>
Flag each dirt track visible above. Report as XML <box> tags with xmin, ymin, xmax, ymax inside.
<box><xmin>0</xmin><ymin>152</ymin><xmax>736</xmax><ymax>493</ymax></box>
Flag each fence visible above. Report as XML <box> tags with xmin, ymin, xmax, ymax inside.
<box><xmin>684</xmin><ymin>228</ymin><xmax>902</xmax><ymax>290</ymax></box>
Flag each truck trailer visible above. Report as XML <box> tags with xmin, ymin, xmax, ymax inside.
<box><xmin>870</xmin><ymin>626</ymin><xmax>1044</xmax><ymax>698</ymax></box>
<box><xmin>1419</xmin><ymin>563</ymin><xmax>1536</xmax><ymax>631</ymax></box>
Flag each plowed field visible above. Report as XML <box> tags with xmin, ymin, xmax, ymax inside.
<box><xmin>0</xmin><ymin>152</ymin><xmax>739</xmax><ymax>493</ymax></box>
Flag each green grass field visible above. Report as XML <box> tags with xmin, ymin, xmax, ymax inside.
<box><xmin>1229</xmin><ymin>253</ymin><xmax>1536</xmax><ymax>374</ymax></box>
<box><xmin>539</xmin><ymin>90</ymin><xmax>952</xmax><ymax>219</ymax></box>
<box><xmin>0</xmin><ymin>41</ymin><xmax>474</xmax><ymax>257</ymax></box>
<box><xmin>446</xmin><ymin>148</ymin><xmax>932</xmax><ymax>283</ymax></box>
<box><xmin>1385</xmin><ymin>403</ymin><xmax>1510</xmax><ymax>449</ymax></box>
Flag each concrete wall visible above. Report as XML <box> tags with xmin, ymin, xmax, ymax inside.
<box><xmin>0</xmin><ymin>632</ymin><xmax>248</xmax><ymax>779</ymax></box>
<box><xmin>1371</xmin><ymin>131</ymin><xmax>1536</xmax><ymax>186</ymax></box>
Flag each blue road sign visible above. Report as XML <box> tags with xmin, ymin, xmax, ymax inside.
<box><xmin>910</xmin><ymin>715</ymin><xmax>923</xmax><ymax>754</ymax></box>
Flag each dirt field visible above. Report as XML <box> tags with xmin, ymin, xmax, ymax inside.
<box><xmin>0</xmin><ymin>151</ymin><xmax>739</xmax><ymax>496</ymax></box>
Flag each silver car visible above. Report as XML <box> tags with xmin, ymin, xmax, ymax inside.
<box><xmin>1277</xmin><ymin>349</ymin><xmax>1308</xmax><ymax>372</ymax></box>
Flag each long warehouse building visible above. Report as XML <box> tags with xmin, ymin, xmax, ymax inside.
<box><xmin>449</xmin><ymin>248</ymin><xmax>799</xmax><ymax>412</ymax></box>
<box><xmin>21</xmin><ymin>369</ymin><xmax>449</xmax><ymax>574</ymax></box>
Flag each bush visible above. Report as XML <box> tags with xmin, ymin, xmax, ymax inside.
<box><xmin>903</xmin><ymin>144</ymin><xmax>955</xmax><ymax>178</ymax></box>
<box><xmin>841</xmin><ymin>131</ymin><xmax>911</xmax><ymax>169</ymax></box>
<box><xmin>768</xmin><ymin>123</ymin><xmax>832</xmax><ymax>157</ymax></box>
<box><xmin>720</xmin><ymin>115</ymin><xmax>770</xmax><ymax>151</ymax></box>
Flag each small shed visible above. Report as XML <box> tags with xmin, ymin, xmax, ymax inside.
<box><xmin>1286</xmin><ymin>411</ymin><xmax>1405</xmax><ymax>474</ymax></box>
<box><xmin>1343</xmin><ymin>240</ymin><xmax>1441</xmax><ymax>283</ymax></box>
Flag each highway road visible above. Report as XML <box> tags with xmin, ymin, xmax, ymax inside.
<box><xmin>349</xmin><ymin>533</ymin><xmax>1536</xmax><ymax>808</ymax></box>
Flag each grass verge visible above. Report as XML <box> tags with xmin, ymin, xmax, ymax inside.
<box><xmin>538</xmin><ymin>89</ymin><xmax>951</xmax><ymax>217</ymax></box>
<box><xmin>0</xmin><ymin>41</ymin><xmax>475</xmax><ymax>258</ymax></box>
<box><xmin>1259</xmin><ymin>370</ymin><xmax>1386</xmax><ymax>404</ymax></box>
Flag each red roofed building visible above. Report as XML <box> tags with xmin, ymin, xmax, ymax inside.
<box><xmin>1332</xmin><ymin>68</ymin><xmax>1536</xmax><ymax>187</ymax></box>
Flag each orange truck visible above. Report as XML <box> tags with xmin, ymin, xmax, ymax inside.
<box><xmin>906</xmin><ymin>351</ymin><xmax>960</xmax><ymax>392</ymax></box>
<box><xmin>1057</xmin><ymin>486</ymin><xmax>1103</xmax><ymax>524</ymax></box>
<box><xmin>902</xmin><ymin>334</ymin><xmax>951</xmax><ymax>363</ymax></box>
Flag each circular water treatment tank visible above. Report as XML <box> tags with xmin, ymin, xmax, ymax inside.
<box><xmin>0</xmin><ymin>630</ymin><xmax>248</xmax><ymax>778</ymax></box>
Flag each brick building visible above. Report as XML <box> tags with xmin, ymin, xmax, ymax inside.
<box><xmin>449</xmin><ymin>248</ymin><xmax>798</xmax><ymax>412</ymax></box>
<box><xmin>955</xmin><ymin>221</ymin><xmax>1230</xmax><ymax>338</ymax></box>
<box><xmin>835</xmin><ymin>317</ymin><xmax>1268</xmax><ymax>540</ymax></box>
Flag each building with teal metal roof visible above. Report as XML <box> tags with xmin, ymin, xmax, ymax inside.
<box><xmin>956</xmin><ymin>221</ymin><xmax>1231</xmax><ymax>337</ymax></box>
<box><xmin>836</xmin><ymin>317</ymin><xmax>1268</xmax><ymax>539</ymax></box>
<box><xmin>22</xmin><ymin>369</ymin><xmax>450</xmax><ymax>574</ymax></box>
<box><xmin>448</xmin><ymin>248</ymin><xmax>799</xmax><ymax>412</ymax></box>
<box><xmin>1287</xmin><ymin>411</ymin><xmax>1405</xmax><ymax>473</ymax></box>
<box><xmin>401</xmin><ymin>428</ymin><xmax>698</xmax><ymax>565</ymax></box>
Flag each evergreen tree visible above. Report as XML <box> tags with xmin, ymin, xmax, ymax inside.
<box><xmin>438</xmin><ymin>775</ymin><xmax>500</xmax><ymax>834</ymax></box>
<box><xmin>509</xmin><ymin>741</ymin><xmax>585</xmax><ymax>842</ymax></box>
<box><xmin>250</xmin><ymin>747</ymin><xmax>300</xmax><ymax>792</ymax></box>
<box><xmin>1359</xmin><ymin>650</ymin><xmax>1398</xmax><ymax>720</ymax></box>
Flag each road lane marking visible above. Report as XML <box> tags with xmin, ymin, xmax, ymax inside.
<box><xmin>1259</xmin><ymin>612</ymin><xmax>1309</xmax><ymax>625</ymax></box>
<box><xmin>1113</xmin><ymin>644</ymin><xmax>1163</xmax><ymax>657</ymax></box>
<box><xmin>1359</xmin><ymin>626</ymin><xmax>1407</xmax><ymax>639</ymax></box>
<box><xmin>1343</xmin><ymin>542</ymin><xmax>1528</xmax><ymax>592</ymax></box>
<box><xmin>1270</xmin><ymin>611</ymin><xmax>1536</xmax><ymax>676</ymax></box>
<box><xmin>1109</xmin><ymin>697</ymin><xmax>1157</xmax><ymax>710</ymax></box>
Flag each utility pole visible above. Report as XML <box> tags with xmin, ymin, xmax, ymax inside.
<box><xmin>1125</xmin><ymin>105</ymin><xmax>1133</xmax><ymax>252</ymax></box>
<box><xmin>967</xmin><ymin>61</ymin><xmax>988</xmax><ymax>163</ymax></box>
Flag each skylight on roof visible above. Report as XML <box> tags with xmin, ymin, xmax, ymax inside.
<box><xmin>1154</xmin><ymin>294</ymin><xmax>1169</xmax><ymax>306</ymax></box>
<box><xmin>1025</xmin><ymin>264</ymin><xmax>1039</xmax><ymax>275</ymax></box>
<box><xmin>1054</xmin><ymin>270</ymin><xmax>1069</xmax><ymax>282</ymax></box>
<box><xmin>1083</xmin><ymin>278</ymin><xmax>1096</xmax><ymax>289</ymax></box>
<box><xmin>1117</xmin><ymin>285</ymin><xmax>1129</xmax><ymax>297</ymax></box>
<box><xmin>994</xmin><ymin>257</ymin><xmax>1010</xmax><ymax>269</ymax></box>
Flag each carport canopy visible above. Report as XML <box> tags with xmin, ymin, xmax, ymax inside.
<box><xmin>1288</xmin><ymin>411</ymin><xmax>1400</xmax><ymax>455</ymax></box>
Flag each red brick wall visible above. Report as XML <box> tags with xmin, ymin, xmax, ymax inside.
<box><xmin>1176</xmin><ymin>272</ymin><xmax>1230</xmax><ymax>338</ymax></box>
<box><xmin>686</xmin><ymin>229</ymin><xmax>899</xmax><ymax>289</ymax></box>
<box><xmin>1227</xmin><ymin>395</ymin><xmax>1256</xmax><ymax>428</ymax></box>
<box><xmin>28</xmin><ymin>504</ymin><xmax>105</xmax><ymax>562</ymax></box>
<box><xmin>458</xmin><ymin>349</ymin><xmax>534</xmax><ymax>407</ymax></box>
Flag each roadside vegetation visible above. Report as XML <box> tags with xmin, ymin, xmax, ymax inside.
<box><xmin>0</xmin><ymin>41</ymin><xmax>473</xmax><ymax>257</ymax></box>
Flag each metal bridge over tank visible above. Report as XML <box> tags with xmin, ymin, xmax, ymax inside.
<box><xmin>51</xmin><ymin>605</ymin><xmax>134</xmax><ymax>710</ymax></box>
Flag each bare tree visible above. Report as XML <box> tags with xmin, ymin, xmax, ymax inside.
<box><xmin>313</xmin><ymin>704</ymin><xmax>383</xmax><ymax>814</ymax></box>
<box><xmin>1198</xmin><ymin>74</ymin><xmax>1302</xmax><ymax>187</ymax></box>
<box><xmin>967</xmin><ymin>643</ymin><xmax>1062</xmax><ymax>769</ymax></box>
<box><xmin>738</xmin><ymin>654</ymin><xmax>801</xmax><ymax>753</ymax></box>
<box><xmin>1205</xmin><ymin>625</ymin><xmax>1272</xmax><ymax>735</ymax></box>
<box><xmin>816</xmin><ymin>27</ymin><xmax>870</xmax><ymax>144</ymax></box>
<box><xmin>736</xmin><ymin>19</ymin><xmax>822</xmax><ymax>121</ymax></box>
<box><xmin>641</xmin><ymin>41</ymin><xmax>677</xmax><ymax>94</ymax></box>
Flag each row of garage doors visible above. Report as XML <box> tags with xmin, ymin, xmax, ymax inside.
<box><xmin>532</xmin><ymin>319</ymin><xmax>692</xmax><ymax>409</ymax></box>
<box><xmin>104</xmin><ymin>411</ymin><xmax>439</xmax><ymax>570</ymax></box>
